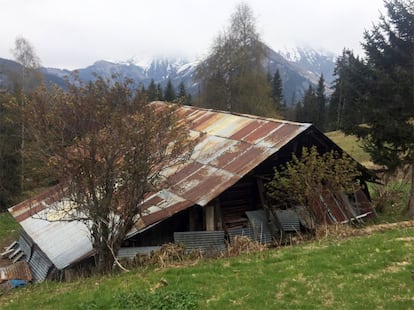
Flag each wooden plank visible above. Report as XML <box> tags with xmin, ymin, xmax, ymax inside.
<box><xmin>205</xmin><ymin>205</ymin><xmax>215</xmax><ymax>231</ymax></box>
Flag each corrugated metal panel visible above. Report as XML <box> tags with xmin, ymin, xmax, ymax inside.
<box><xmin>245</xmin><ymin>210</ymin><xmax>273</xmax><ymax>244</ymax></box>
<box><xmin>174</xmin><ymin>231</ymin><xmax>226</xmax><ymax>253</ymax></box>
<box><xmin>228</xmin><ymin>227</ymin><xmax>273</xmax><ymax>245</ymax></box>
<box><xmin>8</xmin><ymin>104</ymin><xmax>310</xmax><ymax>270</ymax></box>
<box><xmin>18</xmin><ymin>231</ymin><xmax>32</xmax><ymax>259</ymax></box>
<box><xmin>0</xmin><ymin>261</ymin><xmax>32</xmax><ymax>282</ymax></box>
<box><xmin>227</xmin><ymin>210</ymin><xmax>274</xmax><ymax>245</ymax></box>
<box><xmin>28</xmin><ymin>247</ymin><xmax>53</xmax><ymax>282</ymax></box>
<box><xmin>275</xmin><ymin>210</ymin><xmax>301</xmax><ymax>232</ymax></box>
<box><xmin>19</xmin><ymin>212</ymin><xmax>93</xmax><ymax>270</ymax></box>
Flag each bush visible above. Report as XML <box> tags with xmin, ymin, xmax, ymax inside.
<box><xmin>370</xmin><ymin>179</ymin><xmax>410</xmax><ymax>222</ymax></box>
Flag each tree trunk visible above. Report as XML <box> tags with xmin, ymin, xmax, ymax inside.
<box><xmin>96</xmin><ymin>245</ymin><xmax>115</xmax><ymax>274</ymax></box>
<box><xmin>407</xmin><ymin>156</ymin><xmax>414</xmax><ymax>217</ymax></box>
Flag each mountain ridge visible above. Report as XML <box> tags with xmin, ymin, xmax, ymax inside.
<box><xmin>0</xmin><ymin>46</ymin><xmax>336</xmax><ymax>104</ymax></box>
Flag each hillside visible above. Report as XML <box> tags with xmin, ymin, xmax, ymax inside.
<box><xmin>1</xmin><ymin>224</ymin><xmax>414</xmax><ymax>309</ymax></box>
<box><xmin>326</xmin><ymin>131</ymin><xmax>372</xmax><ymax>167</ymax></box>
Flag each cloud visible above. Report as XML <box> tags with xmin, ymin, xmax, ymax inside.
<box><xmin>0</xmin><ymin>0</ymin><xmax>385</xmax><ymax>69</ymax></box>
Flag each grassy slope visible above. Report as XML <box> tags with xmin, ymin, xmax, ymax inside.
<box><xmin>0</xmin><ymin>212</ymin><xmax>19</xmax><ymax>247</ymax></box>
<box><xmin>326</xmin><ymin>131</ymin><xmax>371</xmax><ymax>166</ymax></box>
<box><xmin>1</xmin><ymin>226</ymin><xmax>414</xmax><ymax>309</ymax></box>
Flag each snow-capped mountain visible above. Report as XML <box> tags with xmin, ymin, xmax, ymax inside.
<box><xmin>41</xmin><ymin>57</ymin><xmax>199</xmax><ymax>93</ymax></box>
<box><xmin>279</xmin><ymin>47</ymin><xmax>336</xmax><ymax>84</ymax></box>
<box><xmin>1</xmin><ymin>46</ymin><xmax>336</xmax><ymax>104</ymax></box>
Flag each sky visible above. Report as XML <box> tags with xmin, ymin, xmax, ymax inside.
<box><xmin>0</xmin><ymin>0</ymin><xmax>386</xmax><ymax>70</ymax></box>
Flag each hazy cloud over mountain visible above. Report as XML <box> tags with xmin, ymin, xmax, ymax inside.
<box><xmin>1</xmin><ymin>0</ymin><xmax>385</xmax><ymax>69</ymax></box>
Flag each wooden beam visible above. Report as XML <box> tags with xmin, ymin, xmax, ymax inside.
<box><xmin>205</xmin><ymin>205</ymin><xmax>215</xmax><ymax>231</ymax></box>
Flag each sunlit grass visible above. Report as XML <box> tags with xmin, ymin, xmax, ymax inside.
<box><xmin>326</xmin><ymin>130</ymin><xmax>372</xmax><ymax>166</ymax></box>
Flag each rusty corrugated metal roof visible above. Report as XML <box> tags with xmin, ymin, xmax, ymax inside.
<box><xmin>9</xmin><ymin>103</ymin><xmax>311</xmax><ymax>267</ymax></box>
<box><xmin>0</xmin><ymin>261</ymin><xmax>32</xmax><ymax>283</ymax></box>
<box><xmin>128</xmin><ymin>103</ymin><xmax>310</xmax><ymax>235</ymax></box>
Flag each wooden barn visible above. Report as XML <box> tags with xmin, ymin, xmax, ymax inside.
<box><xmin>6</xmin><ymin>103</ymin><xmax>375</xmax><ymax>281</ymax></box>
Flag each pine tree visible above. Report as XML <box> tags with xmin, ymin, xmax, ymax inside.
<box><xmin>177</xmin><ymin>81</ymin><xmax>192</xmax><ymax>105</ymax></box>
<box><xmin>315</xmin><ymin>75</ymin><xmax>326</xmax><ymax>131</ymax></box>
<box><xmin>301</xmin><ymin>85</ymin><xmax>318</xmax><ymax>125</ymax></box>
<box><xmin>156</xmin><ymin>83</ymin><xmax>163</xmax><ymax>101</ymax></box>
<box><xmin>271</xmin><ymin>69</ymin><xmax>283</xmax><ymax>110</ymax></box>
<box><xmin>344</xmin><ymin>0</ymin><xmax>414</xmax><ymax>214</ymax></box>
<box><xmin>164</xmin><ymin>78</ymin><xmax>176</xmax><ymax>102</ymax></box>
<box><xmin>147</xmin><ymin>79</ymin><xmax>157</xmax><ymax>101</ymax></box>
<box><xmin>178</xmin><ymin>81</ymin><xmax>186</xmax><ymax>98</ymax></box>
<box><xmin>328</xmin><ymin>50</ymin><xmax>367</xmax><ymax>131</ymax></box>
<box><xmin>294</xmin><ymin>100</ymin><xmax>303</xmax><ymax>122</ymax></box>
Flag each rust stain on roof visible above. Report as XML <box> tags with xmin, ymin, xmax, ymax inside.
<box><xmin>0</xmin><ymin>261</ymin><xmax>32</xmax><ymax>283</ymax></box>
<box><xmin>127</xmin><ymin>104</ymin><xmax>310</xmax><ymax>232</ymax></box>
<box><xmin>243</xmin><ymin>121</ymin><xmax>282</xmax><ymax>144</ymax></box>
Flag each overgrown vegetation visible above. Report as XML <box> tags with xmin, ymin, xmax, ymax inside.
<box><xmin>370</xmin><ymin>172</ymin><xmax>412</xmax><ymax>223</ymax></box>
<box><xmin>266</xmin><ymin>146</ymin><xmax>361</xmax><ymax>218</ymax></box>
<box><xmin>1</xmin><ymin>226</ymin><xmax>414</xmax><ymax>309</ymax></box>
<box><xmin>327</xmin><ymin>130</ymin><xmax>411</xmax><ymax>222</ymax></box>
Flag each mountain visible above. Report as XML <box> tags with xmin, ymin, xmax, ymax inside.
<box><xmin>0</xmin><ymin>46</ymin><xmax>336</xmax><ymax>105</ymax></box>
<box><xmin>265</xmin><ymin>46</ymin><xmax>323</xmax><ymax>105</ymax></box>
<box><xmin>279</xmin><ymin>47</ymin><xmax>336</xmax><ymax>84</ymax></box>
<box><xmin>0</xmin><ymin>58</ymin><xmax>67</xmax><ymax>91</ymax></box>
<box><xmin>41</xmin><ymin>58</ymin><xmax>199</xmax><ymax>94</ymax></box>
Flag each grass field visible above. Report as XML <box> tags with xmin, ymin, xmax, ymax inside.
<box><xmin>326</xmin><ymin>131</ymin><xmax>372</xmax><ymax>166</ymax></box>
<box><xmin>1</xmin><ymin>225</ymin><xmax>414</xmax><ymax>309</ymax></box>
<box><xmin>0</xmin><ymin>212</ymin><xmax>19</xmax><ymax>247</ymax></box>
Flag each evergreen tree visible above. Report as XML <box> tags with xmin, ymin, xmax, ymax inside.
<box><xmin>344</xmin><ymin>0</ymin><xmax>414</xmax><ymax>214</ymax></box>
<box><xmin>328</xmin><ymin>50</ymin><xmax>367</xmax><ymax>131</ymax></box>
<box><xmin>294</xmin><ymin>100</ymin><xmax>303</xmax><ymax>122</ymax></box>
<box><xmin>301</xmin><ymin>85</ymin><xmax>318</xmax><ymax>125</ymax></box>
<box><xmin>271</xmin><ymin>69</ymin><xmax>286</xmax><ymax>114</ymax></box>
<box><xmin>156</xmin><ymin>83</ymin><xmax>163</xmax><ymax>101</ymax></box>
<box><xmin>271</xmin><ymin>69</ymin><xmax>283</xmax><ymax>110</ymax></box>
<box><xmin>164</xmin><ymin>78</ymin><xmax>176</xmax><ymax>102</ymax></box>
<box><xmin>178</xmin><ymin>81</ymin><xmax>186</xmax><ymax>98</ymax></box>
<box><xmin>147</xmin><ymin>79</ymin><xmax>157</xmax><ymax>101</ymax></box>
<box><xmin>177</xmin><ymin>81</ymin><xmax>192</xmax><ymax>105</ymax></box>
<box><xmin>315</xmin><ymin>75</ymin><xmax>326</xmax><ymax>131</ymax></box>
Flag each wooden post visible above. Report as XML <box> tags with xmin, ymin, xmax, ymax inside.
<box><xmin>205</xmin><ymin>205</ymin><xmax>215</xmax><ymax>231</ymax></box>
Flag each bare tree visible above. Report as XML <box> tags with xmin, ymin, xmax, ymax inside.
<box><xmin>26</xmin><ymin>78</ymin><xmax>194</xmax><ymax>272</ymax></box>
<box><xmin>11</xmin><ymin>36</ymin><xmax>42</xmax><ymax>191</ymax></box>
<box><xmin>196</xmin><ymin>3</ymin><xmax>276</xmax><ymax>117</ymax></box>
